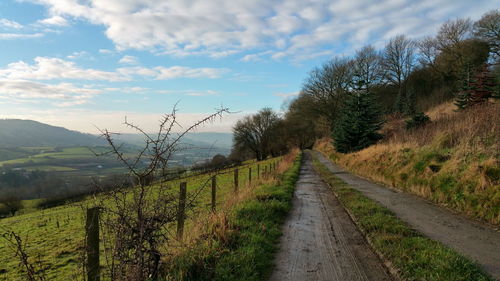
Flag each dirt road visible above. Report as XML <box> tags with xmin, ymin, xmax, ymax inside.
<box><xmin>269</xmin><ymin>152</ymin><xmax>391</xmax><ymax>281</ymax></box>
<box><xmin>314</xmin><ymin>150</ymin><xmax>500</xmax><ymax>279</ymax></box>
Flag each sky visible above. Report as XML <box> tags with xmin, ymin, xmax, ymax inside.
<box><xmin>0</xmin><ymin>0</ymin><xmax>498</xmax><ymax>134</ymax></box>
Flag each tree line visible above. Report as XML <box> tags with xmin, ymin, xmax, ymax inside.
<box><xmin>231</xmin><ymin>9</ymin><xmax>499</xmax><ymax>157</ymax></box>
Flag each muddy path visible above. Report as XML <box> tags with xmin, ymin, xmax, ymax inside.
<box><xmin>313</xmin><ymin>150</ymin><xmax>500</xmax><ymax>279</ymax></box>
<box><xmin>269</xmin><ymin>152</ymin><xmax>391</xmax><ymax>281</ymax></box>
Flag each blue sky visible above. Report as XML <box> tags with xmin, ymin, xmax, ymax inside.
<box><xmin>0</xmin><ymin>0</ymin><xmax>498</xmax><ymax>133</ymax></box>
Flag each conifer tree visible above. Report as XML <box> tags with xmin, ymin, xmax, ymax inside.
<box><xmin>455</xmin><ymin>64</ymin><xmax>497</xmax><ymax>109</ymax></box>
<box><xmin>332</xmin><ymin>85</ymin><xmax>384</xmax><ymax>153</ymax></box>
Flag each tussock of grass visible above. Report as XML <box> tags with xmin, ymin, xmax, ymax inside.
<box><xmin>315</xmin><ymin>102</ymin><xmax>499</xmax><ymax>225</ymax></box>
<box><xmin>164</xmin><ymin>152</ymin><xmax>301</xmax><ymax>281</ymax></box>
<box><xmin>312</xmin><ymin>157</ymin><xmax>494</xmax><ymax>281</ymax></box>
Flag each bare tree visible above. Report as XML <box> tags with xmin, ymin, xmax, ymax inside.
<box><xmin>93</xmin><ymin>105</ymin><xmax>229</xmax><ymax>280</ymax></box>
<box><xmin>301</xmin><ymin>57</ymin><xmax>354</xmax><ymax>123</ymax></box>
<box><xmin>382</xmin><ymin>34</ymin><xmax>417</xmax><ymax>112</ymax></box>
<box><xmin>418</xmin><ymin>36</ymin><xmax>440</xmax><ymax>69</ymax></box>
<box><xmin>474</xmin><ymin>9</ymin><xmax>500</xmax><ymax>60</ymax></box>
<box><xmin>232</xmin><ymin>108</ymin><xmax>280</xmax><ymax>161</ymax></box>
<box><xmin>436</xmin><ymin>18</ymin><xmax>473</xmax><ymax>49</ymax></box>
<box><xmin>353</xmin><ymin>45</ymin><xmax>383</xmax><ymax>91</ymax></box>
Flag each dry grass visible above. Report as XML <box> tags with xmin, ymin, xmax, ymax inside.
<box><xmin>315</xmin><ymin>102</ymin><xmax>499</xmax><ymax>225</ymax></box>
<box><xmin>164</xmin><ymin>149</ymin><xmax>299</xmax><ymax>262</ymax></box>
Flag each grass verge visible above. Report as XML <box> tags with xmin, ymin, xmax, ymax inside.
<box><xmin>311</xmin><ymin>154</ymin><xmax>494</xmax><ymax>281</ymax></box>
<box><xmin>164</xmin><ymin>152</ymin><xmax>302</xmax><ymax>281</ymax></box>
<box><xmin>314</xmin><ymin>102</ymin><xmax>499</xmax><ymax>225</ymax></box>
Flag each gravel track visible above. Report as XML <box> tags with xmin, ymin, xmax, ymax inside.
<box><xmin>269</xmin><ymin>152</ymin><xmax>391</xmax><ymax>281</ymax></box>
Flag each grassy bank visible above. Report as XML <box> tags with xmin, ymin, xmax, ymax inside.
<box><xmin>315</xmin><ymin>102</ymin><xmax>499</xmax><ymax>225</ymax></box>
<box><xmin>164</xmin><ymin>152</ymin><xmax>302</xmax><ymax>281</ymax></box>
<box><xmin>311</xmin><ymin>155</ymin><xmax>493</xmax><ymax>281</ymax></box>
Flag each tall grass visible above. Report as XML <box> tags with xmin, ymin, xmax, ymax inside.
<box><xmin>315</xmin><ymin>102</ymin><xmax>499</xmax><ymax>225</ymax></box>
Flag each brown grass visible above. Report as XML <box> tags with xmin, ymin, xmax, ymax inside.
<box><xmin>315</xmin><ymin>102</ymin><xmax>499</xmax><ymax>225</ymax></box>
<box><xmin>164</xmin><ymin>149</ymin><xmax>299</xmax><ymax>259</ymax></box>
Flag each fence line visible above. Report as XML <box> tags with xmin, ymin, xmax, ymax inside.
<box><xmin>82</xmin><ymin>157</ymin><xmax>281</xmax><ymax>279</ymax></box>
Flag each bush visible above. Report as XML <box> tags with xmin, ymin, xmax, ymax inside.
<box><xmin>0</xmin><ymin>194</ymin><xmax>22</xmax><ymax>217</ymax></box>
<box><xmin>405</xmin><ymin>112</ymin><xmax>430</xmax><ymax>130</ymax></box>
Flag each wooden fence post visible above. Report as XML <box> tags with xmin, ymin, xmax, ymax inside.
<box><xmin>86</xmin><ymin>207</ymin><xmax>100</xmax><ymax>281</ymax></box>
<box><xmin>234</xmin><ymin>168</ymin><xmax>239</xmax><ymax>192</ymax></box>
<box><xmin>211</xmin><ymin>176</ymin><xmax>216</xmax><ymax>212</ymax></box>
<box><xmin>249</xmin><ymin>167</ymin><xmax>252</xmax><ymax>184</ymax></box>
<box><xmin>257</xmin><ymin>164</ymin><xmax>260</xmax><ymax>179</ymax></box>
<box><xmin>177</xmin><ymin>182</ymin><xmax>187</xmax><ymax>240</ymax></box>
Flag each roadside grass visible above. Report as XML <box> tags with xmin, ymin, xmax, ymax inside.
<box><xmin>311</xmin><ymin>155</ymin><xmax>494</xmax><ymax>281</ymax></box>
<box><xmin>0</xmin><ymin>157</ymin><xmax>282</xmax><ymax>281</ymax></box>
<box><xmin>164</xmin><ymin>152</ymin><xmax>301</xmax><ymax>281</ymax></box>
<box><xmin>314</xmin><ymin>102</ymin><xmax>499</xmax><ymax>225</ymax></box>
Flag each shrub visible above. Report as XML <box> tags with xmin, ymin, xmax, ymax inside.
<box><xmin>405</xmin><ymin>112</ymin><xmax>430</xmax><ymax>130</ymax></box>
<box><xmin>0</xmin><ymin>194</ymin><xmax>22</xmax><ymax>217</ymax></box>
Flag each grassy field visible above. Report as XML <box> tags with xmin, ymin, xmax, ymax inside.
<box><xmin>311</xmin><ymin>154</ymin><xmax>494</xmax><ymax>281</ymax></box>
<box><xmin>0</xmin><ymin>146</ymin><xmax>129</xmax><ymax>181</ymax></box>
<box><xmin>0</xmin><ymin>157</ymin><xmax>282</xmax><ymax>281</ymax></box>
<box><xmin>315</xmin><ymin>102</ymin><xmax>499</xmax><ymax>225</ymax></box>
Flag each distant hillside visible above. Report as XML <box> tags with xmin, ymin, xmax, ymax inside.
<box><xmin>185</xmin><ymin>132</ymin><xmax>233</xmax><ymax>149</ymax></box>
<box><xmin>114</xmin><ymin>132</ymin><xmax>233</xmax><ymax>150</ymax></box>
<box><xmin>0</xmin><ymin>119</ymin><xmax>105</xmax><ymax>147</ymax></box>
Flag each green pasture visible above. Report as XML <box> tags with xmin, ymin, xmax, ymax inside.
<box><xmin>0</xmin><ymin>157</ymin><xmax>281</xmax><ymax>281</ymax></box>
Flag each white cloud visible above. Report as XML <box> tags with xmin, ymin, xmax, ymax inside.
<box><xmin>0</xmin><ymin>57</ymin><xmax>228</xmax><ymax>84</ymax></box>
<box><xmin>118</xmin><ymin>55</ymin><xmax>139</xmax><ymax>65</ymax></box>
<box><xmin>156</xmin><ymin>89</ymin><xmax>219</xmax><ymax>96</ymax></box>
<box><xmin>0</xmin><ymin>19</ymin><xmax>23</xmax><ymax>29</ymax></box>
<box><xmin>154</xmin><ymin>66</ymin><xmax>226</xmax><ymax>79</ymax></box>
<box><xmin>0</xmin><ymin>33</ymin><xmax>44</xmax><ymax>39</ymax></box>
<box><xmin>117</xmin><ymin>66</ymin><xmax>157</xmax><ymax>77</ymax></box>
<box><xmin>38</xmin><ymin>16</ymin><xmax>68</xmax><ymax>26</ymax></box>
<box><xmin>99</xmin><ymin>49</ymin><xmax>114</xmax><ymax>54</ymax></box>
<box><xmin>27</xmin><ymin>0</ymin><xmax>499</xmax><ymax>60</ymax></box>
<box><xmin>0</xmin><ymin>57</ymin><xmax>128</xmax><ymax>81</ymax></box>
<box><xmin>0</xmin><ymin>79</ymin><xmax>101</xmax><ymax>106</ymax></box>
<box><xmin>67</xmin><ymin>51</ymin><xmax>89</xmax><ymax>60</ymax></box>
<box><xmin>274</xmin><ymin>91</ymin><xmax>299</xmax><ymax>99</ymax></box>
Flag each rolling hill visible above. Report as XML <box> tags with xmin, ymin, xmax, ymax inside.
<box><xmin>0</xmin><ymin>119</ymin><xmax>105</xmax><ymax>148</ymax></box>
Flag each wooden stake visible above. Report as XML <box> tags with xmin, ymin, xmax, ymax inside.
<box><xmin>211</xmin><ymin>176</ymin><xmax>216</xmax><ymax>212</ymax></box>
<box><xmin>177</xmin><ymin>182</ymin><xmax>187</xmax><ymax>240</ymax></box>
<box><xmin>249</xmin><ymin>167</ymin><xmax>252</xmax><ymax>184</ymax></box>
<box><xmin>86</xmin><ymin>207</ymin><xmax>100</xmax><ymax>281</ymax></box>
<box><xmin>234</xmin><ymin>168</ymin><xmax>239</xmax><ymax>192</ymax></box>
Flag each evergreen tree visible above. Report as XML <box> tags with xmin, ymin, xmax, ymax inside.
<box><xmin>455</xmin><ymin>63</ymin><xmax>497</xmax><ymax>109</ymax></box>
<box><xmin>454</xmin><ymin>71</ymin><xmax>474</xmax><ymax>110</ymax></box>
<box><xmin>333</xmin><ymin>90</ymin><xmax>384</xmax><ymax>153</ymax></box>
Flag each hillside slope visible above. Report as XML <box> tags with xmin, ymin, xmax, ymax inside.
<box><xmin>315</xmin><ymin>102</ymin><xmax>499</xmax><ymax>225</ymax></box>
<box><xmin>0</xmin><ymin>119</ymin><xmax>105</xmax><ymax>147</ymax></box>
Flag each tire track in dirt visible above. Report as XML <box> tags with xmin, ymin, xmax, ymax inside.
<box><xmin>269</xmin><ymin>152</ymin><xmax>391</xmax><ymax>281</ymax></box>
<box><xmin>314</xmin><ymin>150</ymin><xmax>500</xmax><ymax>279</ymax></box>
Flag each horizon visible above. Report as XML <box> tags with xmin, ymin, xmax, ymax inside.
<box><xmin>0</xmin><ymin>0</ymin><xmax>498</xmax><ymax>134</ymax></box>
<box><xmin>0</xmin><ymin>118</ymin><xmax>235</xmax><ymax>135</ymax></box>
